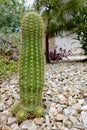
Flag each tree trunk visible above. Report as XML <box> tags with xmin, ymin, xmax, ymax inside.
<box><xmin>45</xmin><ymin>33</ymin><xmax>50</xmax><ymax>63</ymax></box>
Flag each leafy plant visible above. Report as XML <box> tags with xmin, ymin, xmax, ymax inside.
<box><xmin>0</xmin><ymin>31</ymin><xmax>20</xmax><ymax>82</ymax></box>
<box><xmin>0</xmin><ymin>55</ymin><xmax>18</xmax><ymax>82</ymax></box>
<box><xmin>0</xmin><ymin>0</ymin><xmax>25</xmax><ymax>32</ymax></box>
<box><xmin>49</xmin><ymin>47</ymin><xmax>71</xmax><ymax>62</ymax></box>
<box><xmin>73</xmin><ymin>7</ymin><xmax>87</xmax><ymax>55</ymax></box>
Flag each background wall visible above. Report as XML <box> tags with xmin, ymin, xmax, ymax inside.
<box><xmin>49</xmin><ymin>32</ymin><xmax>84</xmax><ymax>55</ymax></box>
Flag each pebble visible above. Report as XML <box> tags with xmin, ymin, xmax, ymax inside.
<box><xmin>0</xmin><ymin>103</ymin><xmax>4</xmax><ymax>112</ymax></box>
<box><xmin>2</xmin><ymin>126</ymin><xmax>12</xmax><ymax>130</ymax></box>
<box><xmin>0</xmin><ymin>121</ymin><xmax>3</xmax><ymax>130</ymax></box>
<box><xmin>34</xmin><ymin>118</ymin><xmax>45</xmax><ymax>125</ymax></box>
<box><xmin>54</xmin><ymin>114</ymin><xmax>65</xmax><ymax>121</ymax></box>
<box><xmin>80</xmin><ymin>111</ymin><xmax>87</xmax><ymax>129</ymax></box>
<box><xmin>45</xmin><ymin>115</ymin><xmax>50</xmax><ymax>125</ymax></box>
<box><xmin>7</xmin><ymin>117</ymin><xmax>16</xmax><ymax>125</ymax></box>
<box><xmin>0</xmin><ymin>62</ymin><xmax>87</xmax><ymax>130</ymax></box>
<box><xmin>69</xmin><ymin>115</ymin><xmax>79</xmax><ymax>125</ymax></box>
<box><xmin>19</xmin><ymin>120</ymin><xmax>37</xmax><ymax>130</ymax></box>
<box><xmin>81</xmin><ymin>105</ymin><xmax>87</xmax><ymax>111</ymax></box>
<box><xmin>64</xmin><ymin>108</ymin><xmax>76</xmax><ymax>116</ymax></box>
<box><xmin>73</xmin><ymin>103</ymin><xmax>81</xmax><ymax>113</ymax></box>
<box><xmin>11</xmin><ymin>123</ymin><xmax>19</xmax><ymax>130</ymax></box>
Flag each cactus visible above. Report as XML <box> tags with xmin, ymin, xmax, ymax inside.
<box><xmin>34</xmin><ymin>106</ymin><xmax>45</xmax><ymax>118</ymax></box>
<box><xmin>16</xmin><ymin>110</ymin><xmax>28</xmax><ymax>123</ymax></box>
<box><xmin>19</xmin><ymin>12</ymin><xmax>44</xmax><ymax>111</ymax></box>
<box><xmin>11</xmin><ymin>102</ymin><xmax>20</xmax><ymax>116</ymax></box>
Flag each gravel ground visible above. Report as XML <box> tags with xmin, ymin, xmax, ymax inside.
<box><xmin>0</xmin><ymin>61</ymin><xmax>87</xmax><ymax>130</ymax></box>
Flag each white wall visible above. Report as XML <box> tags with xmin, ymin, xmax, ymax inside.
<box><xmin>50</xmin><ymin>33</ymin><xmax>83</xmax><ymax>55</ymax></box>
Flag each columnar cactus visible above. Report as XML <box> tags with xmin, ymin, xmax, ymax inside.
<box><xmin>19</xmin><ymin>12</ymin><xmax>44</xmax><ymax>111</ymax></box>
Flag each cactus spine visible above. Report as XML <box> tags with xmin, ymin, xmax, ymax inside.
<box><xmin>19</xmin><ymin>12</ymin><xmax>44</xmax><ymax>111</ymax></box>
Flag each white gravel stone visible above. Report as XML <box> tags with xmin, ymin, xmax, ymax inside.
<box><xmin>69</xmin><ymin>116</ymin><xmax>79</xmax><ymax>125</ymax></box>
<box><xmin>54</xmin><ymin>114</ymin><xmax>65</xmax><ymax>121</ymax></box>
<box><xmin>80</xmin><ymin>111</ymin><xmax>87</xmax><ymax>129</ymax></box>
<box><xmin>34</xmin><ymin>118</ymin><xmax>45</xmax><ymax>126</ymax></box>
<box><xmin>81</xmin><ymin>105</ymin><xmax>87</xmax><ymax>111</ymax></box>
<box><xmin>7</xmin><ymin>117</ymin><xmax>16</xmax><ymax>125</ymax></box>
<box><xmin>0</xmin><ymin>62</ymin><xmax>87</xmax><ymax>130</ymax></box>
<box><xmin>45</xmin><ymin>115</ymin><xmax>50</xmax><ymax>125</ymax></box>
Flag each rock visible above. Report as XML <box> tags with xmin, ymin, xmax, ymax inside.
<box><xmin>57</xmin><ymin>106</ymin><xmax>63</xmax><ymax>113</ymax></box>
<box><xmin>0</xmin><ymin>121</ymin><xmax>3</xmax><ymax>130</ymax></box>
<box><xmin>45</xmin><ymin>101</ymin><xmax>51</xmax><ymax>108</ymax></box>
<box><xmin>63</xmin><ymin>117</ymin><xmax>73</xmax><ymax>128</ymax></box>
<box><xmin>19</xmin><ymin>120</ymin><xmax>37</xmax><ymax>130</ymax></box>
<box><xmin>80</xmin><ymin>111</ymin><xmax>87</xmax><ymax>129</ymax></box>
<box><xmin>34</xmin><ymin>118</ymin><xmax>45</xmax><ymax>126</ymax></box>
<box><xmin>69</xmin><ymin>116</ymin><xmax>79</xmax><ymax>125</ymax></box>
<box><xmin>63</xmin><ymin>92</ymin><xmax>69</xmax><ymax>98</ymax></box>
<box><xmin>68</xmin><ymin>98</ymin><xmax>76</xmax><ymax>105</ymax></box>
<box><xmin>45</xmin><ymin>108</ymin><xmax>50</xmax><ymax>115</ymax></box>
<box><xmin>19</xmin><ymin>120</ymin><xmax>32</xmax><ymax>129</ymax></box>
<box><xmin>57</xmin><ymin>88</ymin><xmax>64</xmax><ymax>94</ymax></box>
<box><xmin>52</xmin><ymin>125</ymin><xmax>57</xmax><ymax>130</ymax></box>
<box><xmin>84</xmin><ymin>98</ymin><xmax>87</xmax><ymax>104</ymax></box>
<box><xmin>81</xmin><ymin>105</ymin><xmax>87</xmax><ymax>111</ymax></box>
<box><xmin>61</xmin><ymin>126</ymin><xmax>70</xmax><ymax>130</ymax></box>
<box><xmin>55</xmin><ymin>122</ymin><xmax>62</xmax><ymax>128</ymax></box>
<box><xmin>58</xmin><ymin>95</ymin><xmax>67</xmax><ymax>105</ymax></box>
<box><xmin>74</xmin><ymin>122</ymin><xmax>84</xmax><ymax>129</ymax></box>
<box><xmin>6</xmin><ymin>99</ymin><xmax>13</xmax><ymax>106</ymax></box>
<box><xmin>49</xmin><ymin>107</ymin><xmax>57</xmax><ymax>117</ymax></box>
<box><xmin>47</xmin><ymin>90</ymin><xmax>52</xmax><ymax>95</ymax></box>
<box><xmin>0</xmin><ymin>103</ymin><xmax>4</xmax><ymax>112</ymax></box>
<box><xmin>2</xmin><ymin>126</ymin><xmax>12</xmax><ymax>130</ymax></box>
<box><xmin>7</xmin><ymin>117</ymin><xmax>16</xmax><ymax>125</ymax></box>
<box><xmin>78</xmin><ymin>99</ymin><xmax>84</xmax><ymax>105</ymax></box>
<box><xmin>73</xmin><ymin>103</ymin><xmax>81</xmax><ymax>113</ymax></box>
<box><xmin>13</xmin><ymin>94</ymin><xmax>20</xmax><ymax>100</ymax></box>
<box><xmin>64</xmin><ymin>108</ymin><xmax>76</xmax><ymax>116</ymax></box>
<box><xmin>71</xmin><ymin>128</ymin><xmax>81</xmax><ymax>130</ymax></box>
<box><xmin>40</xmin><ymin>123</ymin><xmax>46</xmax><ymax>129</ymax></box>
<box><xmin>10</xmin><ymin>78</ymin><xmax>18</xmax><ymax>85</ymax></box>
<box><xmin>11</xmin><ymin>123</ymin><xmax>19</xmax><ymax>130</ymax></box>
<box><xmin>60</xmin><ymin>98</ymin><xmax>67</xmax><ymax>105</ymax></box>
<box><xmin>1</xmin><ymin>62</ymin><xmax>87</xmax><ymax>130</ymax></box>
<box><xmin>2</xmin><ymin>110</ymin><xmax>10</xmax><ymax>116</ymax></box>
<box><xmin>54</xmin><ymin>114</ymin><xmax>65</xmax><ymax>122</ymax></box>
<box><xmin>45</xmin><ymin>124</ymin><xmax>52</xmax><ymax>130</ymax></box>
<box><xmin>0</xmin><ymin>113</ymin><xmax>8</xmax><ymax>125</ymax></box>
<box><xmin>28</xmin><ymin>121</ymin><xmax>37</xmax><ymax>130</ymax></box>
<box><xmin>10</xmin><ymin>85</ymin><xmax>16</xmax><ymax>89</ymax></box>
<box><xmin>45</xmin><ymin>115</ymin><xmax>50</xmax><ymax>125</ymax></box>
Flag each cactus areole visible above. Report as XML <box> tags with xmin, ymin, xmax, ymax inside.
<box><xmin>19</xmin><ymin>12</ymin><xmax>44</xmax><ymax>111</ymax></box>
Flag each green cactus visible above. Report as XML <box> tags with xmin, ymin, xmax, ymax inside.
<box><xmin>19</xmin><ymin>12</ymin><xmax>44</xmax><ymax>111</ymax></box>
<box><xmin>34</xmin><ymin>106</ymin><xmax>45</xmax><ymax>118</ymax></box>
<box><xmin>11</xmin><ymin>102</ymin><xmax>20</xmax><ymax>116</ymax></box>
<box><xmin>16</xmin><ymin>110</ymin><xmax>28</xmax><ymax>123</ymax></box>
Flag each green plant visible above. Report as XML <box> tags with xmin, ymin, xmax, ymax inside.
<box><xmin>19</xmin><ymin>12</ymin><xmax>44</xmax><ymax>111</ymax></box>
<box><xmin>11</xmin><ymin>102</ymin><xmax>20</xmax><ymax>116</ymax></box>
<box><xmin>16</xmin><ymin>110</ymin><xmax>28</xmax><ymax>123</ymax></box>
<box><xmin>34</xmin><ymin>106</ymin><xmax>45</xmax><ymax>118</ymax></box>
<box><xmin>73</xmin><ymin>7</ymin><xmax>87</xmax><ymax>55</ymax></box>
<box><xmin>0</xmin><ymin>56</ymin><xmax>18</xmax><ymax>81</ymax></box>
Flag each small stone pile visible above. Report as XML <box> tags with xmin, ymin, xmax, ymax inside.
<box><xmin>0</xmin><ymin>61</ymin><xmax>87</xmax><ymax>130</ymax></box>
